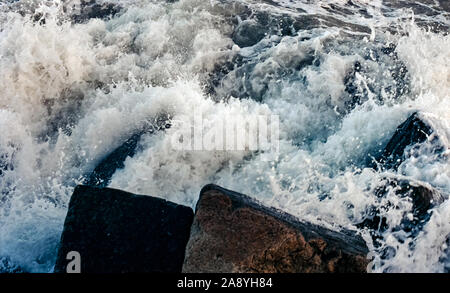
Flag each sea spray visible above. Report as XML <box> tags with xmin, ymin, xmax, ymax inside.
<box><xmin>0</xmin><ymin>0</ymin><xmax>448</xmax><ymax>272</ymax></box>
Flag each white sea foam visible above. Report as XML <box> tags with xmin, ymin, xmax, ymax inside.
<box><xmin>0</xmin><ymin>0</ymin><xmax>448</xmax><ymax>272</ymax></box>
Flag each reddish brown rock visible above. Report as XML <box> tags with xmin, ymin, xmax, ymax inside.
<box><xmin>183</xmin><ymin>184</ymin><xmax>369</xmax><ymax>273</ymax></box>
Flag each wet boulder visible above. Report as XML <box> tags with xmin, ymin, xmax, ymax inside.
<box><xmin>183</xmin><ymin>184</ymin><xmax>369</xmax><ymax>273</ymax></box>
<box><xmin>372</xmin><ymin>112</ymin><xmax>438</xmax><ymax>171</ymax></box>
<box><xmin>54</xmin><ymin>185</ymin><xmax>194</xmax><ymax>273</ymax></box>
<box><xmin>362</xmin><ymin>112</ymin><xmax>447</xmax><ymax>243</ymax></box>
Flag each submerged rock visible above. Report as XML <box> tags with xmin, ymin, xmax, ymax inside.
<box><xmin>183</xmin><ymin>184</ymin><xmax>369</xmax><ymax>273</ymax></box>
<box><xmin>54</xmin><ymin>185</ymin><xmax>193</xmax><ymax>273</ymax></box>
<box><xmin>356</xmin><ymin>112</ymin><xmax>448</xmax><ymax>249</ymax></box>
<box><xmin>357</xmin><ymin>177</ymin><xmax>446</xmax><ymax>240</ymax></box>
<box><xmin>84</xmin><ymin>132</ymin><xmax>143</xmax><ymax>188</ymax></box>
<box><xmin>85</xmin><ymin>120</ymin><xmax>170</xmax><ymax>187</ymax></box>
<box><xmin>361</xmin><ymin>112</ymin><xmax>448</xmax><ymax>245</ymax></box>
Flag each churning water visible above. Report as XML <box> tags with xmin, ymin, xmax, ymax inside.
<box><xmin>0</xmin><ymin>0</ymin><xmax>448</xmax><ymax>272</ymax></box>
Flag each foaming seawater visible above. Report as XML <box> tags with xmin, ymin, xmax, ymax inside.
<box><xmin>0</xmin><ymin>0</ymin><xmax>449</xmax><ymax>272</ymax></box>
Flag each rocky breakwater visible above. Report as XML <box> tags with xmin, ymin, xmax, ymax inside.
<box><xmin>54</xmin><ymin>184</ymin><xmax>370</xmax><ymax>273</ymax></box>
<box><xmin>53</xmin><ymin>111</ymin><xmax>448</xmax><ymax>273</ymax></box>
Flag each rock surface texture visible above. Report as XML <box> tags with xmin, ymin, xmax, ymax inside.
<box><xmin>54</xmin><ymin>185</ymin><xmax>193</xmax><ymax>273</ymax></box>
<box><xmin>183</xmin><ymin>184</ymin><xmax>369</xmax><ymax>273</ymax></box>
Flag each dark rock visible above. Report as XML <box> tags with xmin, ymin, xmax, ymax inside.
<box><xmin>357</xmin><ymin>178</ymin><xmax>446</xmax><ymax>241</ymax></box>
<box><xmin>232</xmin><ymin>20</ymin><xmax>266</xmax><ymax>48</ymax></box>
<box><xmin>183</xmin><ymin>184</ymin><xmax>369</xmax><ymax>273</ymax></box>
<box><xmin>362</xmin><ymin>112</ymin><xmax>447</xmax><ymax>244</ymax></box>
<box><xmin>54</xmin><ymin>185</ymin><xmax>194</xmax><ymax>273</ymax></box>
<box><xmin>84</xmin><ymin>132</ymin><xmax>143</xmax><ymax>188</ymax></box>
<box><xmin>85</xmin><ymin>120</ymin><xmax>170</xmax><ymax>187</ymax></box>
<box><xmin>371</xmin><ymin>112</ymin><xmax>436</xmax><ymax>170</ymax></box>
